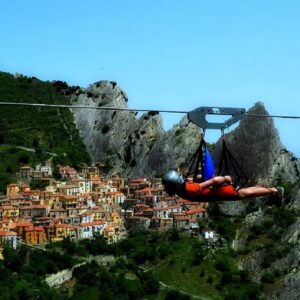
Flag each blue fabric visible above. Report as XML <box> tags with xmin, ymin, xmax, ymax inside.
<box><xmin>203</xmin><ymin>148</ymin><xmax>215</xmax><ymax>180</ymax></box>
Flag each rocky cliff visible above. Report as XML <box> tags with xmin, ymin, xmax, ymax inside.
<box><xmin>212</xmin><ymin>102</ymin><xmax>300</xmax><ymax>186</ymax></box>
<box><xmin>70</xmin><ymin>80</ymin><xmax>201</xmax><ymax>178</ymax></box>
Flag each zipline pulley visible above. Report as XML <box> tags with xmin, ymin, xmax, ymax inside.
<box><xmin>188</xmin><ymin>106</ymin><xmax>246</xmax><ymax>130</ymax></box>
<box><xmin>185</xmin><ymin>106</ymin><xmax>250</xmax><ymax>187</ymax></box>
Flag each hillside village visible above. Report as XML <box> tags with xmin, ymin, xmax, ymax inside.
<box><xmin>0</xmin><ymin>160</ymin><xmax>210</xmax><ymax>254</ymax></box>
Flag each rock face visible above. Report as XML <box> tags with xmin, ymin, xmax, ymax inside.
<box><xmin>71</xmin><ymin>81</ymin><xmax>202</xmax><ymax>177</ymax></box>
<box><xmin>213</xmin><ymin>102</ymin><xmax>300</xmax><ymax>186</ymax></box>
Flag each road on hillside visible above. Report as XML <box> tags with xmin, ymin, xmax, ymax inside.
<box><xmin>158</xmin><ymin>280</ymin><xmax>212</xmax><ymax>300</ymax></box>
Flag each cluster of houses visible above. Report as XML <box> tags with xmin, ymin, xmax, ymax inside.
<box><xmin>124</xmin><ymin>178</ymin><xmax>214</xmax><ymax>236</ymax></box>
<box><xmin>0</xmin><ymin>161</ymin><xmax>216</xmax><ymax>255</ymax></box>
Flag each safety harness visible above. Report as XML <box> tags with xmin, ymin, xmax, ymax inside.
<box><xmin>185</xmin><ymin>131</ymin><xmax>251</xmax><ymax>188</ymax></box>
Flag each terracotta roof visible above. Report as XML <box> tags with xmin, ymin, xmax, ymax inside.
<box><xmin>168</xmin><ymin>205</ymin><xmax>181</xmax><ymax>209</ymax></box>
<box><xmin>60</xmin><ymin>195</ymin><xmax>78</xmax><ymax>200</ymax></box>
<box><xmin>22</xmin><ymin>192</ymin><xmax>40</xmax><ymax>197</ymax></box>
<box><xmin>58</xmin><ymin>185</ymin><xmax>78</xmax><ymax>189</ymax></box>
<box><xmin>55</xmin><ymin>224</ymin><xmax>73</xmax><ymax>228</ymax></box>
<box><xmin>185</xmin><ymin>201</ymin><xmax>202</xmax><ymax>206</ymax></box>
<box><xmin>80</xmin><ymin>211</ymin><xmax>92</xmax><ymax>215</ymax></box>
<box><xmin>20</xmin><ymin>205</ymin><xmax>48</xmax><ymax>210</ymax></box>
<box><xmin>185</xmin><ymin>208</ymin><xmax>207</xmax><ymax>215</ymax></box>
<box><xmin>0</xmin><ymin>231</ymin><xmax>17</xmax><ymax>236</ymax></box>
<box><xmin>1</xmin><ymin>206</ymin><xmax>17</xmax><ymax>210</ymax></box>
<box><xmin>107</xmin><ymin>192</ymin><xmax>124</xmax><ymax>196</ymax></box>
<box><xmin>133</xmin><ymin>204</ymin><xmax>149</xmax><ymax>208</ymax></box>
<box><xmin>135</xmin><ymin>187</ymin><xmax>160</xmax><ymax>193</ymax></box>
<box><xmin>172</xmin><ymin>213</ymin><xmax>186</xmax><ymax>216</ymax></box>
<box><xmin>16</xmin><ymin>221</ymin><xmax>32</xmax><ymax>227</ymax></box>
<box><xmin>79</xmin><ymin>220</ymin><xmax>106</xmax><ymax>227</ymax></box>
<box><xmin>130</xmin><ymin>178</ymin><xmax>145</xmax><ymax>183</ymax></box>
<box><xmin>91</xmin><ymin>207</ymin><xmax>105</xmax><ymax>212</ymax></box>
<box><xmin>25</xmin><ymin>226</ymin><xmax>44</xmax><ymax>232</ymax></box>
<box><xmin>153</xmin><ymin>207</ymin><xmax>168</xmax><ymax>211</ymax></box>
<box><xmin>8</xmin><ymin>193</ymin><xmax>24</xmax><ymax>200</ymax></box>
<box><xmin>176</xmin><ymin>198</ymin><xmax>190</xmax><ymax>203</ymax></box>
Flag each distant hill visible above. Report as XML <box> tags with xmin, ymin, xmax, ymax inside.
<box><xmin>0</xmin><ymin>72</ymin><xmax>91</xmax><ymax>192</ymax></box>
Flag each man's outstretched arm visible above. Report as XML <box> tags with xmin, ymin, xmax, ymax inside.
<box><xmin>200</xmin><ymin>176</ymin><xmax>232</xmax><ymax>189</ymax></box>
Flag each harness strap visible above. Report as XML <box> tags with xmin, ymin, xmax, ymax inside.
<box><xmin>218</xmin><ymin>138</ymin><xmax>250</xmax><ymax>187</ymax></box>
<box><xmin>185</xmin><ymin>138</ymin><xmax>206</xmax><ymax>182</ymax></box>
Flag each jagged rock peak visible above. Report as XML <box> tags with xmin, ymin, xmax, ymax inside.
<box><xmin>86</xmin><ymin>80</ymin><xmax>128</xmax><ymax>104</ymax></box>
<box><xmin>212</xmin><ymin>102</ymin><xmax>300</xmax><ymax>186</ymax></box>
<box><xmin>248</xmin><ymin>101</ymin><xmax>269</xmax><ymax>114</ymax></box>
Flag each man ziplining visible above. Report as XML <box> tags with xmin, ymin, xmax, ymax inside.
<box><xmin>162</xmin><ymin>170</ymin><xmax>284</xmax><ymax>202</ymax></box>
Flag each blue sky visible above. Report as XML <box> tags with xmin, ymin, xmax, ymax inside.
<box><xmin>1</xmin><ymin>0</ymin><xmax>300</xmax><ymax>156</ymax></box>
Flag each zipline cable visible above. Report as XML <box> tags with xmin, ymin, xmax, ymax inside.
<box><xmin>0</xmin><ymin>101</ymin><xmax>187</xmax><ymax>114</ymax></box>
<box><xmin>0</xmin><ymin>101</ymin><xmax>300</xmax><ymax>120</ymax></box>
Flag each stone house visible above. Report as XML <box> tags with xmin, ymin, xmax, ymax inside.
<box><xmin>54</xmin><ymin>224</ymin><xmax>77</xmax><ymax>240</ymax></box>
<box><xmin>49</xmin><ymin>208</ymin><xmax>68</xmax><ymax>219</ymax></box>
<box><xmin>19</xmin><ymin>204</ymin><xmax>49</xmax><ymax>220</ymax></box>
<box><xmin>105</xmin><ymin>191</ymin><xmax>125</xmax><ymax>205</ymax></box>
<box><xmin>103</xmin><ymin>224</ymin><xmax>119</xmax><ymax>243</ymax></box>
<box><xmin>151</xmin><ymin>217</ymin><xmax>173</xmax><ymax>230</ymax></box>
<box><xmin>0</xmin><ymin>206</ymin><xmax>19</xmax><ymax>221</ymax></box>
<box><xmin>78</xmin><ymin>220</ymin><xmax>106</xmax><ymax>239</ymax></box>
<box><xmin>18</xmin><ymin>166</ymin><xmax>33</xmax><ymax>182</ymax></box>
<box><xmin>153</xmin><ymin>205</ymin><xmax>181</xmax><ymax>219</ymax></box>
<box><xmin>126</xmin><ymin>216</ymin><xmax>151</xmax><ymax>232</ymax></box>
<box><xmin>0</xmin><ymin>231</ymin><xmax>17</xmax><ymax>249</ymax></box>
<box><xmin>57</xmin><ymin>184</ymin><xmax>80</xmax><ymax>196</ymax></box>
<box><xmin>71</xmin><ymin>179</ymin><xmax>93</xmax><ymax>194</ymax></box>
<box><xmin>202</xmin><ymin>228</ymin><xmax>215</xmax><ymax>240</ymax></box>
<box><xmin>6</xmin><ymin>183</ymin><xmax>20</xmax><ymax>196</ymax></box>
<box><xmin>24</xmin><ymin>226</ymin><xmax>47</xmax><ymax>244</ymax></box>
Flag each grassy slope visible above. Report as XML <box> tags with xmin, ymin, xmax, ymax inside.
<box><xmin>0</xmin><ymin>72</ymin><xmax>91</xmax><ymax>192</ymax></box>
<box><xmin>141</xmin><ymin>233</ymin><xmax>259</xmax><ymax>300</ymax></box>
<box><xmin>152</xmin><ymin>236</ymin><xmax>222</xmax><ymax>300</ymax></box>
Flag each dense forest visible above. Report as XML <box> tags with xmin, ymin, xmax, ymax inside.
<box><xmin>0</xmin><ymin>72</ymin><xmax>91</xmax><ymax>191</ymax></box>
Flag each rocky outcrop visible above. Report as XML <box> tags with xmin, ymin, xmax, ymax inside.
<box><xmin>213</xmin><ymin>102</ymin><xmax>300</xmax><ymax>216</ymax></box>
<box><xmin>213</xmin><ymin>102</ymin><xmax>300</xmax><ymax>186</ymax></box>
<box><xmin>71</xmin><ymin>81</ymin><xmax>201</xmax><ymax>177</ymax></box>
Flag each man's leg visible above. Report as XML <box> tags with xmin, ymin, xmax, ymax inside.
<box><xmin>238</xmin><ymin>186</ymin><xmax>278</xmax><ymax>199</ymax></box>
